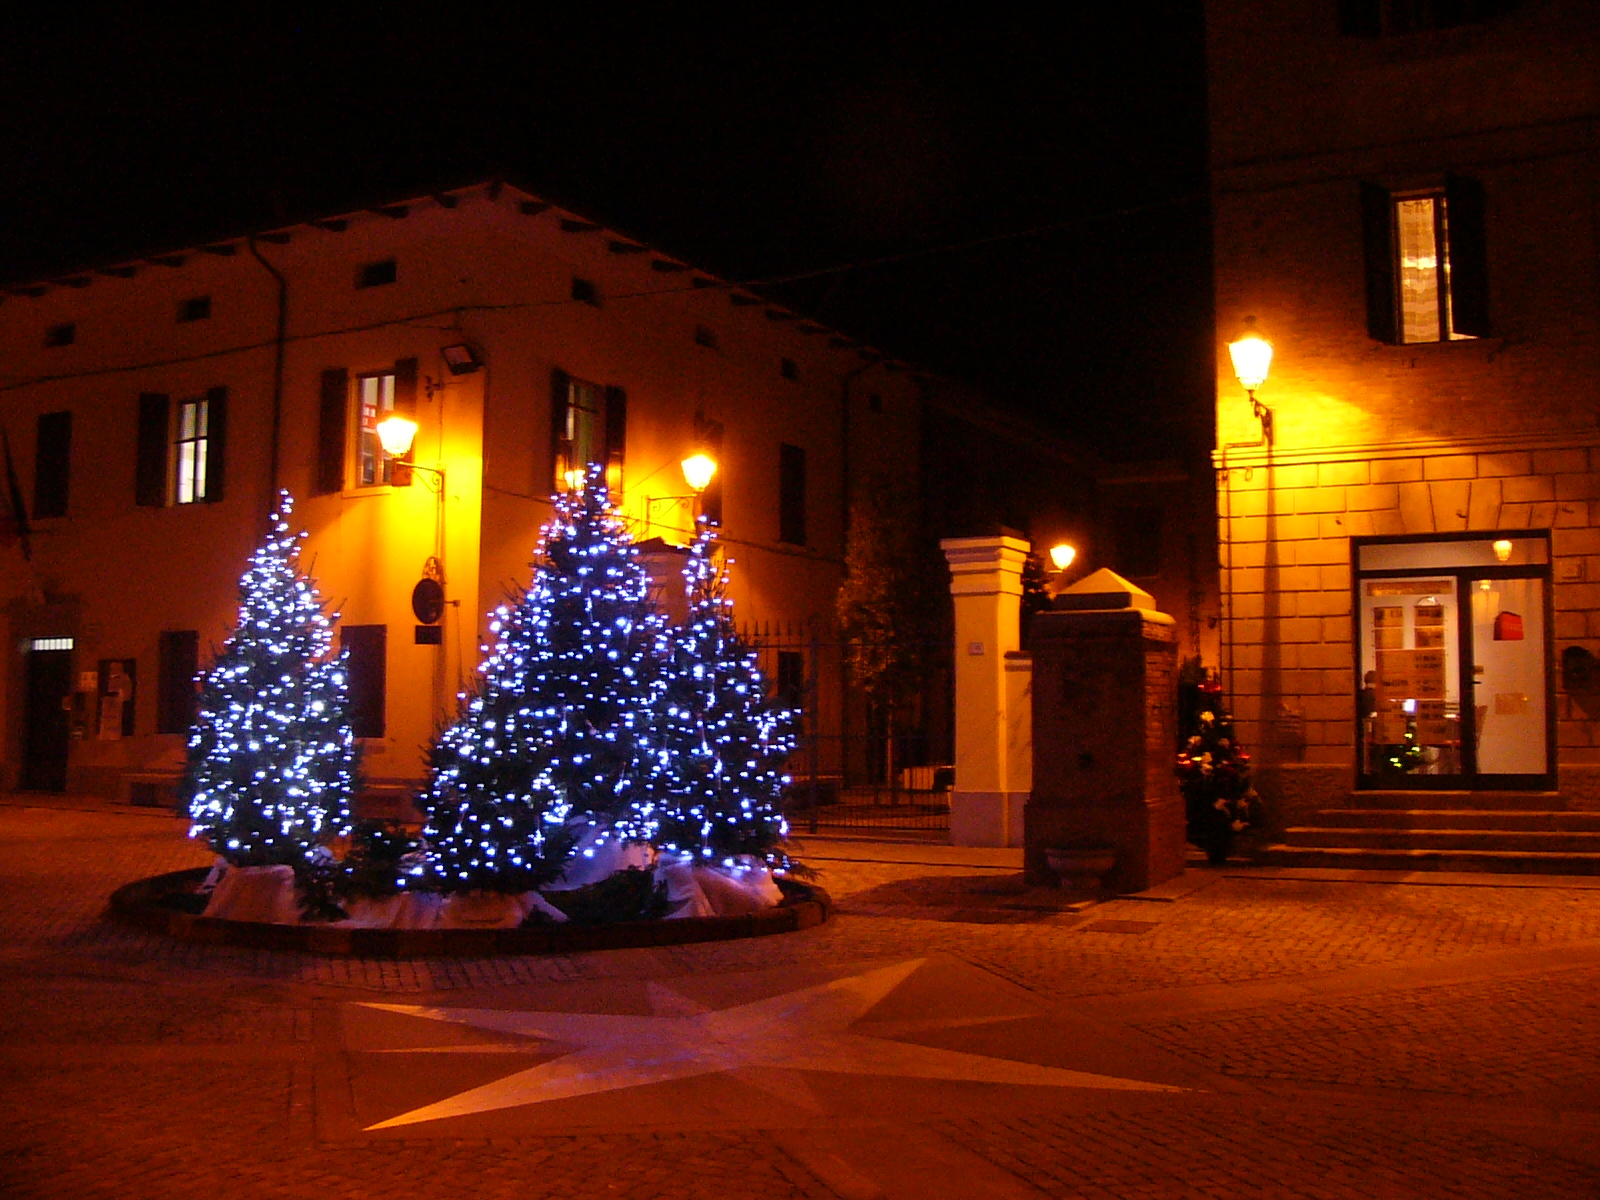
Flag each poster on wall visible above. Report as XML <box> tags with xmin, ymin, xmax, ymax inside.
<box><xmin>1414</xmin><ymin>603</ymin><xmax>1445</xmax><ymax>649</ymax></box>
<box><xmin>1415</xmin><ymin>699</ymin><xmax>1455</xmax><ymax>745</ymax></box>
<box><xmin>1373</xmin><ymin>606</ymin><xmax>1404</xmax><ymax>650</ymax></box>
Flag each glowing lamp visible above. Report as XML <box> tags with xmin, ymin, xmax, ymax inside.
<box><xmin>375</xmin><ymin>414</ymin><xmax>419</xmax><ymax>458</ymax></box>
<box><xmin>1493</xmin><ymin>538</ymin><xmax>1513</xmax><ymax>563</ymax></box>
<box><xmin>681</xmin><ymin>453</ymin><xmax>718</xmax><ymax>493</ymax></box>
<box><xmin>1228</xmin><ymin>323</ymin><xmax>1273</xmax><ymax>395</ymax></box>
<box><xmin>1049</xmin><ymin>543</ymin><xmax>1077</xmax><ymax>571</ymax></box>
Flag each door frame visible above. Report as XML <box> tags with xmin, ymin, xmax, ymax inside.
<box><xmin>1352</xmin><ymin>530</ymin><xmax>1555</xmax><ymax>791</ymax></box>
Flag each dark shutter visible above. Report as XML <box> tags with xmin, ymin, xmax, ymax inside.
<box><xmin>779</xmin><ymin>443</ymin><xmax>806</xmax><ymax>546</ymax></box>
<box><xmin>1446</xmin><ymin>173</ymin><xmax>1491</xmax><ymax>338</ymax></box>
<box><xmin>550</xmin><ymin>368</ymin><xmax>571</xmax><ymax>490</ymax></box>
<box><xmin>1338</xmin><ymin>0</ymin><xmax>1381</xmax><ymax>35</ymax></box>
<box><xmin>135</xmin><ymin>393</ymin><xmax>169</xmax><ymax>507</ymax></box>
<box><xmin>604</xmin><ymin>385</ymin><xmax>627</xmax><ymax>496</ymax></box>
<box><xmin>203</xmin><ymin>386</ymin><xmax>228</xmax><ymax>502</ymax></box>
<box><xmin>341</xmin><ymin>624</ymin><xmax>387</xmax><ymax>738</ymax></box>
<box><xmin>316</xmin><ymin>368</ymin><xmax>348</xmax><ymax>495</ymax></box>
<box><xmin>156</xmin><ymin>630</ymin><xmax>199</xmax><ymax>734</ymax></box>
<box><xmin>33</xmin><ymin>411</ymin><xmax>70</xmax><ymax>519</ymax></box>
<box><xmin>1360</xmin><ymin>183</ymin><xmax>1397</xmax><ymax>344</ymax></box>
<box><xmin>393</xmin><ymin>356</ymin><xmax>419</xmax><ymax>415</ymax></box>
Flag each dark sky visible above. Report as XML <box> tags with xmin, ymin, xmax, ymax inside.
<box><xmin>0</xmin><ymin>7</ymin><xmax>1212</xmax><ymax>460</ymax></box>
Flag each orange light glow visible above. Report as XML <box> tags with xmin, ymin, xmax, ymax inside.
<box><xmin>1228</xmin><ymin>323</ymin><xmax>1273</xmax><ymax>393</ymax></box>
<box><xmin>375</xmin><ymin>414</ymin><xmax>419</xmax><ymax>458</ymax></box>
<box><xmin>1049</xmin><ymin>543</ymin><xmax>1076</xmax><ymax>571</ymax></box>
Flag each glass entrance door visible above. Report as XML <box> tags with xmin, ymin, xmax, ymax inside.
<box><xmin>1355</xmin><ymin>533</ymin><xmax>1552</xmax><ymax>789</ymax></box>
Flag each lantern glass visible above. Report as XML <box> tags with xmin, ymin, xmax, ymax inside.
<box><xmin>375</xmin><ymin>414</ymin><xmax>419</xmax><ymax>458</ymax></box>
<box><xmin>681</xmin><ymin>453</ymin><xmax>718</xmax><ymax>493</ymax></box>
<box><xmin>1228</xmin><ymin>332</ymin><xmax>1273</xmax><ymax>393</ymax></box>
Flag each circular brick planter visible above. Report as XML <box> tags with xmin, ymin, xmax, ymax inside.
<box><xmin>109</xmin><ymin>867</ymin><xmax>830</xmax><ymax>957</ymax></box>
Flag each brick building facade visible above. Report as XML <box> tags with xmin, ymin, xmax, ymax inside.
<box><xmin>1208</xmin><ymin>1</ymin><xmax>1600</xmax><ymax>856</ymax></box>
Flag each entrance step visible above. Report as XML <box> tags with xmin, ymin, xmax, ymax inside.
<box><xmin>1259</xmin><ymin>845</ymin><xmax>1600</xmax><ymax>875</ymax></box>
<box><xmin>1348</xmin><ymin>790</ymin><xmax>1562</xmax><ymax>812</ymax></box>
<box><xmin>1314</xmin><ymin>809</ymin><xmax>1600</xmax><ymax>833</ymax></box>
<box><xmin>1281</xmin><ymin>826</ymin><xmax>1600</xmax><ymax>854</ymax></box>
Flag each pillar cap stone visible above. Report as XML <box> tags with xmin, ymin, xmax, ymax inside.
<box><xmin>1051</xmin><ymin>567</ymin><xmax>1156</xmax><ymax>612</ymax></box>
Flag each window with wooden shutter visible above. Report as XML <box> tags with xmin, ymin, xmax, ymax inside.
<box><xmin>1362</xmin><ymin>179</ymin><xmax>1487</xmax><ymax>344</ymax></box>
<box><xmin>699</xmin><ymin>419</ymin><xmax>725</xmax><ymax>527</ymax></box>
<box><xmin>33</xmin><ymin>411</ymin><xmax>70</xmax><ymax>519</ymax></box>
<box><xmin>316</xmin><ymin>368</ymin><xmax>348</xmax><ymax>495</ymax></box>
<box><xmin>779</xmin><ymin>443</ymin><xmax>806</xmax><ymax>546</ymax></box>
<box><xmin>135</xmin><ymin>393</ymin><xmax>170</xmax><ymax>507</ymax></box>
<box><xmin>1445</xmin><ymin>173</ymin><xmax>1490</xmax><ymax>338</ymax></box>
<box><xmin>604</xmin><ymin>385</ymin><xmax>627</xmax><ymax>497</ymax></box>
<box><xmin>1361</xmin><ymin>183</ymin><xmax>1397</xmax><ymax>344</ymax></box>
<box><xmin>157</xmin><ymin>630</ymin><xmax>199</xmax><ymax>734</ymax></box>
<box><xmin>341</xmin><ymin>624</ymin><xmax>387</xmax><ymax>738</ymax></box>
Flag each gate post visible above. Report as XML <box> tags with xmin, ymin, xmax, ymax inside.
<box><xmin>1026</xmin><ymin>568</ymin><xmax>1185</xmax><ymax>891</ymax></box>
<box><xmin>940</xmin><ymin>534</ymin><xmax>1031</xmax><ymax>847</ymax></box>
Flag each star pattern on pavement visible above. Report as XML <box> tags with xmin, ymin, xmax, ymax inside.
<box><xmin>356</xmin><ymin>958</ymin><xmax>1183</xmax><ymax>1129</ymax></box>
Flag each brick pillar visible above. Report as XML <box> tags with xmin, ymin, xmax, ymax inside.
<box><xmin>1026</xmin><ymin>569</ymin><xmax>1185</xmax><ymax>891</ymax></box>
<box><xmin>940</xmin><ymin>535</ymin><xmax>1031</xmax><ymax>847</ymax></box>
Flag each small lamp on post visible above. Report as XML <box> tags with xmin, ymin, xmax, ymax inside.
<box><xmin>1227</xmin><ymin>317</ymin><xmax>1274</xmax><ymax>444</ymax></box>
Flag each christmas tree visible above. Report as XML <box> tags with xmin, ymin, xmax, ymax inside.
<box><xmin>651</xmin><ymin>525</ymin><xmax>796</xmax><ymax>865</ymax></box>
<box><xmin>422</xmin><ymin>464</ymin><xmax>662</xmax><ymax>892</ymax></box>
<box><xmin>1175</xmin><ymin>672</ymin><xmax>1254</xmax><ymax>864</ymax></box>
<box><xmin>184</xmin><ymin>491</ymin><xmax>358</xmax><ymax>865</ymax></box>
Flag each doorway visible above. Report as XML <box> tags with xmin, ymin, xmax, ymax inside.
<box><xmin>1355</xmin><ymin>533</ymin><xmax>1553</xmax><ymax>790</ymax></box>
<box><xmin>22</xmin><ymin>642</ymin><xmax>74</xmax><ymax>791</ymax></box>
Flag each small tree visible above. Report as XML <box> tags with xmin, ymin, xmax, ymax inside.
<box><xmin>1175</xmin><ymin>672</ymin><xmax>1254</xmax><ymax>864</ymax></box>
<box><xmin>185</xmin><ymin>491</ymin><xmax>358</xmax><ymax>865</ymax></box>
<box><xmin>651</xmin><ymin>525</ymin><xmax>796</xmax><ymax>864</ymax></box>
<box><xmin>422</xmin><ymin>465</ymin><xmax>662</xmax><ymax>892</ymax></box>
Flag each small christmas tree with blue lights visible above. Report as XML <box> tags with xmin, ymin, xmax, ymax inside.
<box><xmin>651</xmin><ymin>525</ymin><xmax>796</xmax><ymax>866</ymax></box>
<box><xmin>184</xmin><ymin>491</ymin><xmax>358</xmax><ymax>865</ymax></box>
<box><xmin>422</xmin><ymin>464</ymin><xmax>663</xmax><ymax>892</ymax></box>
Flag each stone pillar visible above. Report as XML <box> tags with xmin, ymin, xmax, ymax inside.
<box><xmin>940</xmin><ymin>535</ymin><xmax>1031</xmax><ymax>847</ymax></box>
<box><xmin>1026</xmin><ymin>568</ymin><xmax>1185</xmax><ymax>892</ymax></box>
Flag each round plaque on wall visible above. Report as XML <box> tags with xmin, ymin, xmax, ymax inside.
<box><xmin>411</xmin><ymin>578</ymin><xmax>445</xmax><ymax>625</ymax></box>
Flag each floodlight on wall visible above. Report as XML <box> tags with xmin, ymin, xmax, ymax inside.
<box><xmin>440</xmin><ymin>343</ymin><xmax>483</xmax><ymax>375</ymax></box>
<box><xmin>1049</xmin><ymin>543</ymin><xmax>1077</xmax><ymax>571</ymax></box>
<box><xmin>681</xmin><ymin>452</ymin><xmax>718</xmax><ymax>493</ymax></box>
<box><xmin>376</xmin><ymin>414</ymin><xmax>420</xmax><ymax>458</ymax></box>
<box><xmin>1227</xmin><ymin>316</ymin><xmax>1274</xmax><ymax>443</ymax></box>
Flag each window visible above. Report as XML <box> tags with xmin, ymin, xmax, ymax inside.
<box><xmin>695</xmin><ymin>324</ymin><xmax>719</xmax><ymax>350</ymax></box>
<box><xmin>33</xmin><ymin>411</ymin><xmax>70</xmax><ymax>519</ymax></box>
<box><xmin>356</xmin><ymin>371</ymin><xmax>397</xmax><ymax>487</ymax></box>
<box><xmin>572</xmin><ymin>277</ymin><xmax>601</xmax><ymax>307</ymax></box>
<box><xmin>178</xmin><ymin>296</ymin><xmax>211</xmax><ymax>323</ymax></box>
<box><xmin>45</xmin><ymin>322</ymin><xmax>75</xmax><ymax>348</ymax></box>
<box><xmin>1362</xmin><ymin>177</ymin><xmax>1489</xmax><ymax>344</ymax></box>
<box><xmin>1339</xmin><ymin>0</ymin><xmax>1518</xmax><ymax>36</ymax></box>
<box><xmin>779</xmin><ymin>357</ymin><xmax>800</xmax><ymax>381</ymax></box>
<box><xmin>156</xmin><ymin>630</ymin><xmax>199</xmax><ymax>734</ymax></box>
<box><xmin>779</xmin><ymin>443</ymin><xmax>806</xmax><ymax>546</ymax></box>
<box><xmin>357</xmin><ymin>259</ymin><xmax>397</xmax><ymax>289</ymax></box>
<box><xmin>550</xmin><ymin>370</ymin><xmax>626</xmax><ymax>494</ymax></box>
<box><xmin>341</xmin><ymin>625</ymin><xmax>387</xmax><ymax>738</ymax></box>
<box><xmin>313</xmin><ymin>360</ymin><xmax>417</xmax><ymax>494</ymax></box>
<box><xmin>135</xmin><ymin>389</ymin><xmax>228</xmax><ymax>507</ymax></box>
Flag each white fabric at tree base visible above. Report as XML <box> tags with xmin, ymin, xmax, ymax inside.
<box><xmin>202</xmin><ymin>865</ymin><xmax>301</xmax><ymax>924</ymax></box>
<box><xmin>546</xmin><ymin>828</ymin><xmax>655</xmax><ymax>890</ymax></box>
<box><xmin>657</xmin><ymin>856</ymin><xmax>783</xmax><ymax>919</ymax></box>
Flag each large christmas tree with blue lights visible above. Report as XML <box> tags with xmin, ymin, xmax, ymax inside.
<box><xmin>422</xmin><ymin>465</ymin><xmax>663</xmax><ymax>892</ymax></box>
<box><xmin>651</xmin><ymin>526</ymin><xmax>795</xmax><ymax>865</ymax></box>
<box><xmin>184</xmin><ymin>491</ymin><xmax>358</xmax><ymax>866</ymax></box>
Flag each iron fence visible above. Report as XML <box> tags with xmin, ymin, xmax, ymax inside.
<box><xmin>739</xmin><ymin>619</ymin><xmax>953</xmax><ymax>838</ymax></box>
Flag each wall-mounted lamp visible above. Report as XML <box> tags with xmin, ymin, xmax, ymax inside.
<box><xmin>681</xmin><ymin>452</ymin><xmax>718</xmax><ymax>494</ymax></box>
<box><xmin>1049</xmin><ymin>543</ymin><xmax>1077</xmax><ymax>571</ymax></box>
<box><xmin>1493</xmin><ymin>538</ymin><xmax>1513</xmax><ymax>563</ymax></box>
<box><xmin>1227</xmin><ymin>317</ymin><xmax>1274</xmax><ymax>443</ymax></box>
<box><xmin>376</xmin><ymin>413</ymin><xmax>419</xmax><ymax>458</ymax></box>
<box><xmin>440</xmin><ymin>343</ymin><xmax>483</xmax><ymax>375</ymax></box>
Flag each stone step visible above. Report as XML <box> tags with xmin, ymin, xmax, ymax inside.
<box><xmin>1314</xmin><ymin>809</ymin><xmax>1600</xmax><ymax>832</ymax></box>
<box><xmin>1260</xmin><ymin>844</ymin><xmax>1600</xmax><ymax>875</ymax></box>
<box><xmin>1282</xmin><ymin>826</ymin><xmax>1600</xmax><ymax>854</ymax></box>
<box><xmin>1346</xmin><ymin>790</ymin><xmax>1561</xmax><ymax>812</ymax></box>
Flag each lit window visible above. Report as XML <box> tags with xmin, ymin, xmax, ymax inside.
<box><xmin>356</xmin><ymin>372</ymin><xmax>397</xmax><ymax>486</ymax></box>
<box><xmin>173</xmin><ymin>397</ymin><xmax>210</xmax><ymax>504</ymax></box>
<box><xmin>1362</xmin><ymin>178</ymin><xmax>1489</xmax><ymax>345</ymax></box>
<box><xmin>551</xmin><ymin>374</ymin><xmax>625</xmax><ymax>495</ymax></box>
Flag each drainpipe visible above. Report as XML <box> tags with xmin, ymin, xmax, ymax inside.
<box><xmin>247</xmin><ymin>236</ymin><xmax>288</xmax><ymax>505</ymax></box>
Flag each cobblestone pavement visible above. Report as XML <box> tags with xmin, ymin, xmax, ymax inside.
<box><xmin>4</xmin><ymin>802</ymin><xmax>1600</xmax><ymax>1198</ymax></box>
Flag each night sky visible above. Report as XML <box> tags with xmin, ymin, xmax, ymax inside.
<box><xmin>0</xmin><ymin>7</ymin><xmax>1212</xmax><ymax>460</ymax></box>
